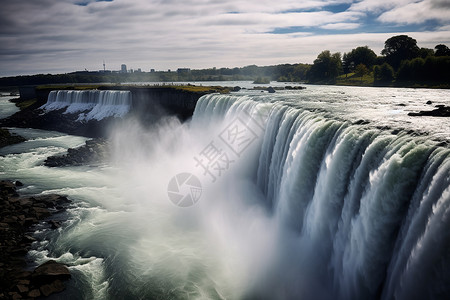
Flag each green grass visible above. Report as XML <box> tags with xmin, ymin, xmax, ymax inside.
<box><xmin>169</xmin><ymin>85</ymin><xmax>230</xmax><ymax>94</ymax></box>
<box><xmin>36</xmin><ymin>84</ymin><xmax>103</xmax><ymax>90</ymax></box>
<box><xmin>336</xmin><ymin>72</ymin><xmax>374</xmax><ymax>86</ymax></box>
<box><xmin>16</xmin><ymin>98</ymin><xmax>37</xmax><ymax>110</ymax></box>
<box><xmin>36</xmin><ymin>84</ymin><xmax>230</xmax><ymax>94</ymax></box>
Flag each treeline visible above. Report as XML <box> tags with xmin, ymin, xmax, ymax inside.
<box><xmin>1</xmin><ymin>34</ymin><xmax>449</xmax><ymax>88</ymax></box>
<box><xmin>0</xmin><ymin>64</ymin><xmax>310</xmax><ymax>87</ymax></box>
<box><xmin>308</xmin><ymin>35</ymin><xmax>450</xmax><ymax>87</ymax></box>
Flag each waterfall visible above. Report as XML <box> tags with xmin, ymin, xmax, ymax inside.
<box><xmin>41</xmin><ymin>90</ymin><xmax>131</xmax><ymax>121</ymax></box>
<box><xmin>191</xmin><ymin>93</ymin><xmax>450</xmax><ymax>300</ymax></box>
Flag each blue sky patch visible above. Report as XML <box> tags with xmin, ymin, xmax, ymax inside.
<box><xmin>75</xmin><ymin>0</ymin><xmax>113</xmax><ymax>6</ymax></box>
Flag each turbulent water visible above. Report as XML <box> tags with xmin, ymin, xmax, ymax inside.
<box><xmin>41</xmin><ymin>90</ymin><xmax>131</xmax><ymax>121</ymax></box>
<box><xmin>0</xmin><ymin>96</ymin><xmax>19</xmax><ymax>119</ymax></box>
<box><xmin>0</xmin><ymin>85</ymin><xmax>449</xmax><ymax>299</ymax></box>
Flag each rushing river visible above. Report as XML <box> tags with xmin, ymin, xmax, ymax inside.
<box><xmin>0</xmin><ymin>85</ymin><xmax>449</xmax><ymax>299</ymax></box>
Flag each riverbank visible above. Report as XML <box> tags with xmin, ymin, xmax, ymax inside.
<box><xmin>0</xmin><ymin>181</ymin><xmax>72</xmax><ymax>299</ymax></box>
<box><xmin>0</xmin><ymin>85</ymin><xmax>232</xmax><ymax>138</ymax></box>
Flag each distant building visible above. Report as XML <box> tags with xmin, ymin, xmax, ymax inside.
<box><xmin>121</xmin><ymin>64</ymin><xmax>127</xmax><ymax>73</ymax></box>
<box><xmin>137</xmin><ymin>68</ymin><xmax>142</xmax><ymax>73</ymax></box>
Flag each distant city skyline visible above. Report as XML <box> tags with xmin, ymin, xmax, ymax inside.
<box><xmin>1</xmin><ymin>0</ymin><xmax>449</xmax><ymax>77</ymax></box>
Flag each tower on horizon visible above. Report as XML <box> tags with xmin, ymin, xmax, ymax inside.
<box><xmin>103</xmin><ymin>60</ymin><xmax>106</xmax><ymax>72</ymax></box>
<box><xmin>121</xmin><ymin>64</ymin><xmax>127</xmax><ymax>73</ymax></box>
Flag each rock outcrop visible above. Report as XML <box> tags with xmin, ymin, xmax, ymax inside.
<box><xmin>44</xmin><ymin>138</ymin><xmax>109</xmax><ymax>167</ymax></box>
<box><xmin>0</xmin><ymin>128</ymin><xmax>25</xmax><ymax>148</ymax></box>
<box><xmin>408</xmin><ymin>105</ymin><xmax>450</xmax><ymax>117</ymax></box>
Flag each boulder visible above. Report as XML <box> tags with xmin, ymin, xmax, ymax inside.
<box><xmin>40</xmin><ymin>279</ymin><xmax>65</xmax><ymax>297</ymax></box>
<box><xmin>32</xmin><ymin>260</ymin><xmax>71</xmax><ymax>284</ymax></box>
<box><xmin>27</xmin><ymin>289</ymin><xmax>41</xmax><ymax>298</ymax></box>
<box><xmin>48</xmin><ymin>220</ymin><xmax>61</xmax><ymax>229</ymax></box>
<box><xmin>408</xmin><ymin>105</ymin><xmax>450</xmax><ymax>117</ymax></box>
<box><xmin>15</xmin><ymin>181</ymin><xmax>23</xmax><ymax>187</ymax></box>
<box><xmin>16</xmin><ymin>284</ymin><xmax>28</xmax><ymax>293</ymax></box>
<box><xmin>267</xmin><ymin>86</ymin><xmax>276</xmax><ymax>93</ymax></box>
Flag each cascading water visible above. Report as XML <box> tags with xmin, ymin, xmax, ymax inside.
<box><xmin>1</xmin><ymin>86</ymin><xmax>449</xmax><ymax>299</ymax></box>
<box><xmin>40</xmin><ymin>90</ymin><xmax>131</xmax><ymax>121</ymax></box>
<box><xmin>191</xmin><ymin>94</ymin><xmax>450</xmax><ymax>299</ymax></box>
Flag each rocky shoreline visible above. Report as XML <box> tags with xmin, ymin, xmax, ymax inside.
<box><xmin>0</xmin><ymin>126</ymin><xmax>108</xmax><ymax>299</ymax></box>
<box><xmin>0</xmin><ymin>181</ymin><xmax>72</xmax><ymax>299</ymax></box>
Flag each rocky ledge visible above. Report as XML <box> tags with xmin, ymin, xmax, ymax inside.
<box><xmin>44</xmin><ymin>138</ymin><xmax>109</xmax><ymax>167</ymax></box>
<box><xmin>0</xmin><ymin>128</ymin><xmax>26</xmax><ymax>149</ymax></box>
<box><xmin>0</xmin><ymin>180</ymin><xmax>72</xmax><ymax>299</ymax></box>
<box><xmin>408</xmin><ymin>105</ymin><xmax>450</xmax><ymax>117</ymax></box>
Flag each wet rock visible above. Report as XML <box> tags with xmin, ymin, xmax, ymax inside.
<box><xmin>32</xmin><ymin>260</ymin><xmax>71</xmax><ymax>283</ymax></box>
<box><xmin>408</xmin><ymin>105</ymin><xmax>450</xmax><ymax>117</ymax></box>
<box><xmin>27</xmin><ymin>289</ymin><xmax>40</xmax><ymax>298</ymax></box>
<box><xmin>232</xmin><ymin>86</ymin><xmax>241</xmax><ymax>92</ymax></box>
<box><xmin>48</xmin><ymin>220</ymin><xmax>61</xmax><ymax>229</ymax></box>
<box><xmin>27</xmin><ymin>262</ymin><xmax>71</xmax><ymax>297</ymax></box>
<box><xmin>32</xmin><ymin>207</ymin><xmax>51</xmax><ymax>219</ymax></box>
<box><xmin>285</xmin><ymin>85</ymin><xmax>306</xmax><ymax>90</ymax></box>
<box><xmin>40</xmin><ymin>279</ymin><xmax>65</xmax><ymax>297</ymax></box>
<box><xmin>0</xmin><ymin>128</ymin><xmax>26</xmax><ymax>149</ymax></box>
<box><xmin>44</xmin><ymin>138</ymin><xmax>109</xmax><ymax>167</ymax></box>
<box><xmin>0</xmin><ymin>181</ymin><xmax>72</xmax><ymax>299</ymax></box>
<box><xmin>267</xmin><ymin>86</ymin><xmax>276</xmax><ymax>93</ymax></box>
<box><xmin>354</xmin><ymin>119</ymin><xmax>370</xmax><ymax>125</ymax></box>
<box><xmin>16</xmin><ymin>284</ymin><xmax>28</xmax><ymax>294</ymax></box>
<box><xmin>14</xmin><ymin>181</ymin><xmax>23</xmax><ymax>187</ymax></box>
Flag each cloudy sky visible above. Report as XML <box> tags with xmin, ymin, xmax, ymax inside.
<box><xmin>1</xmin><ymin>0</ymin><xmax>450</xmax><ymax>76</ymax></box>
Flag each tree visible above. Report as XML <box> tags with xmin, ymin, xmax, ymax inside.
<box><xmin>343</xmin><ymin>46</ymin><xmax>377</xmax><ymax>75</ymax></box>
<box><xmin>374</xmin><ymin>63</ymin><xmax>394</xmax><ymax>83</ymax></box>
<box><xmin>342</xmin><ymin>52</ymin><xmax>354</xmax><ymax>76</ymax></box>
<box><xmin>419</xmin><ymin>47</ymin><xmax>434</xmax><ymax>58</ymax></box>
<box><xmin>381</xmin><ymin>35</ymin><xmax>420</xmax><ymax>70</ymax></box>
<box><xmin>435</xmin><ymin>44</ymin><xmax>450</xmax><ymax>56</ymax></box>
<box><xmin>307</xmin><ymin>50</ymin><xmax>342</xmax><ymax>82</ymax></box>
<box><xmin>354</xmin><ymin>64</ymin><xmax>369</xmax><ymax>82</ymax></box>
<box><xmin>397</xmin><ymin>58</ymin><xmax>425</xmax><ymax>82</ymax></box>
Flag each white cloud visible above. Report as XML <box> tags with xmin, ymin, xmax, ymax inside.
<box><xmin>350</xmin><ymin>0</ymin><xmax>450</xmax><ymax>25</ymax></box>
<box><xmin>0</xmin><ymin>0</ymin><xmax>449</xmax><ymax>76</ymax></box>
<box><xmin>378</xmin><ymin>0</ymin><xmax>450</xmax><ymax>24</ymax></box>
<box><xmin>320</xmin><ymin>22</ymin><xmax>361</xmax><ymax>30</ymax></box>
<box><xmin>349</xmin><ymin>0</ymin><xmax>412</xmax><ymax>13</ymax></box>
<box><xmin>438</xmin><ymin>25</ymin><xmax>450</xmax><ymax>31</ymax></box>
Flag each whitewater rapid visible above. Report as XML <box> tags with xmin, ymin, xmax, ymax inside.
<box><xmin>1</xmin><ymin>86</ymin><xmax>449</xmax><ymax>299</ymax></box>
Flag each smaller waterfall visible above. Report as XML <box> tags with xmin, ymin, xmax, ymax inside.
<box><xmin>41</xmin><ymin>90</ymin><xmax>132</xmax><ymax>121</ymax></box>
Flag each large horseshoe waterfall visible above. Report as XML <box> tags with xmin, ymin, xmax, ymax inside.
<box><xmin>0</xmin><ymin>86</ymin><xmax>449</xmax><ymax>299</ymax></box>
<box><xmin>192</xmin><ymin>93</ymin><xmax>450</xmax><ymax>299</ymax></box>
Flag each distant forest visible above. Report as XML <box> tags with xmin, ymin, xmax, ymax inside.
<box><xmin>1</xmin><ymin>35</ymin><xmax>449</xmax><ymax>89</ymax></box>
